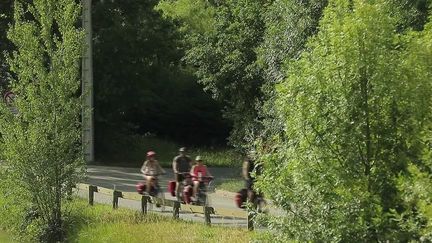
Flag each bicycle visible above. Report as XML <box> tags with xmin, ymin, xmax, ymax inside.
<box><xmin>250</xmin><ymin>190</ymin><xmax>267</xmax><ymax>213</ymax></box>
<box><xmin>136</xmin><ymin>173</ymin><xmax>166</xmax><ymax>210</ymax></box>
<box><xmin>235</xmin><ymin>188</ymin><xmax>267</xmax><ymax>213</ymax></box>
<box><xmin>191</xmin><ymin>175</ymin><xmax>214</xmax><ymax>206</ymax></box>
<box><xmin>171</xmin><ymin>172</ymin><xmax>193</xmax><ymax>203</ymax></box>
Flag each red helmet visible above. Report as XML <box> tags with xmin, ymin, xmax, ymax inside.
<box><xmin>146</xmin><ymin>151</ymin><xmax>156</xmax><ymax>157</ymax></box>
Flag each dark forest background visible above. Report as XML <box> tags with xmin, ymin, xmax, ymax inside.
<box><xmin>1</xmin><ymin>0</ymin><xmax>231</xmax><ymax>164</ymax></box>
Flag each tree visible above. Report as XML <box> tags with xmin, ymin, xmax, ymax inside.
<box><xmin>256</xmin><ymin>0</ymin><xmax>328</xmax><ymax>145</ymax></box>
<box><xmin>256</xmin><ymin>0</ymin><xmax>432</xmax><ymax>241</ymax></box>
<box><xmin>92</xmin><ymin>0</ymin><xmax>182</xmax><ymax>130</ymax></box>
<box><xmin>0</xmin><ymin>0</ymin><xmax>84</xmax><ymax>241</ymax></box>
<box><xmin>92</xmin><ymin>0</ymin><xmax>228</xmax><ymax>159</ymax></box>
<box><xmin>393</xmin><ymin>19</ymin><xmax>432</xmax><ymax>240</ymax></box>
<box><xmin>159</xmin><ymin>0</ymin><xmax>271</xmax><ymax>148</ymax></box>
<box><xmin>389</xmin><ymin>0</ymin><xmax>431</xmax><ymax>30</ymax></box>
<box><xmin>258</xmin><ymin>0</ymin><xmax>328</xmax><ymax>84</ymax></box>
<box><xmin>156</xmin><ymin>0</ymin><xmax>216</xmax><ymax>34</ymax></box>
<box><xmin>0</xmin><ymin>0</ymin><xmax>13</xmax><ymax>90</ymax></box>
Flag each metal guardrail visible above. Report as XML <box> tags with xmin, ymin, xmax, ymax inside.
<box><xmin>76</xmin><ymin>183</ymin><xmax>254</xmax><ymax>230</ymax></box>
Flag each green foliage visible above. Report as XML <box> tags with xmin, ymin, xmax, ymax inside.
<box><xmin>256</xmin><ymin>0</ymin><xmax>328</xmax><ymax>145</ymax></box>
<box><xmin>0</xmin><ymin>0</ymin><xmax>85</xmax><ymax>241</ymax></box>
<box><xmin>156</xmin><ymin>0</ymin><xmax>216</xmax><ymax>34</ymax></box>
<box><xmin>396</xmin><ymin>163</ymin><xmax>432</xmax><ymax>241</ymax></box>
<box><xmin>92</xmin><ymin>0</ymin><xmax>228</xmax><ymax>153</ymax></box>
<box><xmin>0</xmin><ymin>0</ymin><xmax>13</xmax><ymax>88</ymax></box>
<box><xmin>191</xmin><ymin>148</ymin><xmax>242</xmax><ymax>168</ymax></box>
<box><xmin>256</xmin><ymin>0</ymin><xmax>432</xmax><ymax>241</ymax></box>
<box><xmin>0</xmin><ymin>169</ymin><xmax>33</xmax><ymax>242</ymax></box>
<box><xmin>391</xmin><ymin>21</ymin><xmax>432</xmax><ymax>241</ymax></box>
<box><xmin>163</xmin><ymin>0</ymin><xmax>270</xmax><ymax>148</ymax></box>
<box><xmin>388</xmin><ymin>0</ymin><xmax>431</xmax><ymax>30</ymax></box>
<box><xmin>258</xmin><ymin>0</ymin><xmax>328</xmax><ymax>84</ymax></box>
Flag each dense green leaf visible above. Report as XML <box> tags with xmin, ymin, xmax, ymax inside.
<box><xmin>256</xmin><ymin>0</ymin><xmax>432</xmax><ymax>241</ymax></box>
<box><xmin>0</xmin><ymin>0</ymin><xmax>85</xmax><ymax>241</ymax></box>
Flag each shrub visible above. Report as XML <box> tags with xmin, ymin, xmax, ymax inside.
<box><xmin>256</xmin><ymin>0</ymin><xmax>432</xmax><ymax>241</ymax></box>
<box><xmin>0</xmin><ymin>0</ymin><xmax>85</xmax><ymax>241</ymax></box>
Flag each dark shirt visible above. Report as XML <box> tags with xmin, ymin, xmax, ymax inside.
<box><xmin>173</xmin><ymin>155</ymin><xmax>191</xmax><ymax>172</ymax></box>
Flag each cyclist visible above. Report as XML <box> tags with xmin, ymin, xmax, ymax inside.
<box><xmin>190</xmin><ymin>156</ymin><xmax>212</xmax><ymax>201</ymax></box>
<box><xmin>141</xmin><ymin>151</ymin><xmax>165</xmax><ymax>194</ymax></box>
<box><xmin>242</xmin><ymin>150</ymin><xmax>263</xmax><ymax>205</ymax></box>
<box><xmin>172</xmin><ymin>147</ymin><xmax>192</xmax><ymax>201</ymax></box>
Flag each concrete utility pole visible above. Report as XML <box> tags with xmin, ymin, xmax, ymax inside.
<box><xmin>82</xmin><ymin>0</ymin><xmax>94</xmax><ymax>163</ymax></box>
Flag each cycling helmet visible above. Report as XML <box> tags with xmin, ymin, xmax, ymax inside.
<box><xmin>147</xmin><ymin>151</ymin><xmax>156</xmax><ymax>157</ymax></box>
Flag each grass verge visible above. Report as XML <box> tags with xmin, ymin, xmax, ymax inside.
<box><xmin>65</xmin><ymin>199</ymin><xmax>254</xmax><ymax>243</ymax></box>
<box><xmin>96</xmin><ymin>135</ymin><xmax>243</xmax><ymax>168</ymax></box>
<box><xmin>214</xmin><ymin>179</ymin><xmax>245</xmax><ymax>193</ymax></box>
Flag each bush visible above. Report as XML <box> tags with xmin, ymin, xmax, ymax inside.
<box><xmin>0</xmin><ymin>0</ymin><xmax>85</xmax><ymax>241</ymax></box>
<box><xmin>256</xmin><ymin>0</ymin><xmax>432</xmax><ymax>241</ymax></box>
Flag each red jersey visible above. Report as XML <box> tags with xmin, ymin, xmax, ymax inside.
<box><xmin>191</xmin><ymin>165</ymin><xmax>208</xmax><ymax>180</ymax></box>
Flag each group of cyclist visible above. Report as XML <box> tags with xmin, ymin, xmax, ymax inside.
<box><xmin>140</xmin><ymin>146</ymin><xmax>262</xmax><ymax>208</ymax></box>
<box><xmin>140</xmin><ymin>147</ymin><xmax>212</xmax><ymax>202</ymax></box>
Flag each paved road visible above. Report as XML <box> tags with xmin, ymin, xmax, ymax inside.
<box><xmin>85</xmin><ymin>165</ymin><xmax>242</xmax><ymax>193</ymax></box>
<box><xmin>79</xmin><ymin>165</ymin><xmax>250</xmax><ymax>227</ymax></box>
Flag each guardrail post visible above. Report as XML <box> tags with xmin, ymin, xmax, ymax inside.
<box><xmin>247</xmin><ymin>210</ymin><xmax>254</xmax><ymax>231</ymax></box>
<box><xmin>141</xmin><ymin>195</ymin><xmax>148</xmax><ymax>214</ymax></box>
<box><xmin>88</xmin><ymin>185</ymin><xmax>97</xmax><ymax>206</ymax></box>
<box><xmin>113</xmin><ymin>190</ymin><xmax>121</xmax><ymax>209</ymax></box>
<box><xmin>204</xmin><ymin>206</ymin><xmax>211</xmax><ymax>226</ymax></box>
<box><xmin>173</xmin><ymin>201</ymin><xmax>180</xmax><ymax>219</ymax></box>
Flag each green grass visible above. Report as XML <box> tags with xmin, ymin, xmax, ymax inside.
<box><xmin>214</xmin><ymin>179</ymin><xmax>244</xmax><ymax>193</ymax></box>
<box><xmin>96</xmin><ymin>134</ymin><xmax>242</xmax><ymax>168</ymax></box>
<box><xmin>188</xmin><ymin>148</ymin><xmax>242</xmax><ymax>168</ymax></box>
<box><xmin>65</xmin><ymin>199</ymin><xmax>254</xmax><ymax>243</ymax></box>
<box><xmin>0</xmin><ymin>230</ymin><xmax>15</xmax><ymax>243</ymax></box>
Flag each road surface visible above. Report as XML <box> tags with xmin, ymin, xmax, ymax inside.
<box><xmin>78</xmin><ymin>165</ymin><xmax>251</xmax><ymax>227</ymax></box>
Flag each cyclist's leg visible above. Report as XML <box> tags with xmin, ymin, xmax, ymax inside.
<box><xmin>192</xmin><ymin>180</ymin><xmax>200</xmax><ymax>199</ymax></box>
<box><xmin>155</xmin><ymin>178</ymin><xmax>163</xmax><ymax>208</ymax></box>
<box><xmin>199</xmin><ymin>182</ymin><xmax>209</xmax><ymax>205</ymax></box>
<box><xmin>145</xmin><ymin>175</ymin><xmax>154</xmax><ymax>193</ymax></box>
<box><xmin>246</xmin><ymin>179</ymin><xmax>254</xmax><ymax>203</ymax></box>
<box><xmin>175</xmin><ymin>174</ymin><xmax>184</xmax><ymax>200</ymax></box>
